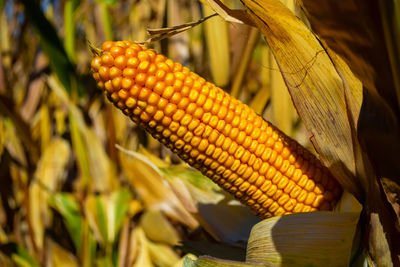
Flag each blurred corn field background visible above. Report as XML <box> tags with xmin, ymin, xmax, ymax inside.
<box><xmin>0</xmin><ymin>0</ymin><xmax>399</xmax><ymax>266</ymax></box>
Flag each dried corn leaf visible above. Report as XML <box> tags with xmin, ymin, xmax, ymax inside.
<box><xmin>148</xmin><ymin>241</ymin><xmax>180</xmax><ymax>267</ymax></box>
<box><xmin>200</xmin><ymin>0</ymin><xmax>255</xmax><ymax>26</ymax></box>
<box><xmin>132</xmin><ymin>227</ymin><xmax>154</xmax><ymax>267</ymax></box>
<box><xmin>246</xmin><ymin>212</ymin><xmax>360</xmax><ymax>267</ymax></box>
<box><xmin>241</xmin><ymin>0</ymin><xmax>363</xmax><ymax>200</ymax></box>
<box><xmin>29</xmin><ymin>138</ymin><xmax>70</xmax><ymax>250</ymax></box>
<box><xmin>84</xmin><ymin>189</ymin><xmax>131</xmax><ymax>245</ymax></box>
<box><xmin>142</xmin><ymin>13</ymin><xmax>217</xmax><ymax>44</ymax></box>
<box><xmin>159</xmin><ymin>165</ymin><xmax>260</xmax><ymax>243</ymax></box>
<box><xmin>48</xmin><ymin>76</ymin><xmax>117</xmax><ymax>192</ymax></box>
<box><xmin>47</xmin><ymin>239</ymin><xmax>79</xmax><ymax>267</ymax></box>
<box><xmin>140</xmin><ymin>210</ymin><xmax>181</xmax><ymax>246</ymax></box>
<box><xmin>203</xmin><ymin>3</ymin><xmax>230</xmax><ymax>87</ymax></box>
<box><xmin>118</xmin><ymin>147</ymin><xmax>198</xmax><ymax>229</ymax></box>
<box><xmin>183</xmin><ymin>255</ymin><xmax>264</xmax><ymax>267</ymax></box>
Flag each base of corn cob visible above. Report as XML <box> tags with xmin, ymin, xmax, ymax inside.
<box><xmin>91</xmin><ymin>41</ymin><xmax>342</xmax><ymax>218</ymax></box>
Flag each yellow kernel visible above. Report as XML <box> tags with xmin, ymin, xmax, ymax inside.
<box><xmin>172</xmin><ymin>109</ymin><xmax>185</xmax><ymax>121</ymax></box>
<box><xmin>297</xmin><ymin>190</ymin><xmax>308</xmax><ymax>203</ymax></box>
<box><xmin>174</xmin><ymin>139</ymin><xmax>185</xmax><ymax>149</ymax></box>
<box><xmin>161</xmin><ymin>116</ymin><xmax>171</xmax><ymax>127</ymax></box>
<box><xmin>215</xmin><ymin>134</ymin><xmax>225</xmax><ymax>147</ymax></box>
<box><xmin>237</xmin><ymin>164</ymin><xmax>247</xmax><ymax>176</ymax></box>
<box><xmin>193</xmin><ymin>107</ymin><xmax>204</xmax><ymax>119</ymax></box>
<box><xmin>239</xmin><ymin>182</ymin><xmax>250</xmax><ymax>192</ymax></box>
<box><xmin>101</xmin><ymin>53</ymin><xmax>114</xmax><ymax>67</ymax></box>
<box><xmin>110</xmin><ymin>46</ymin><xmax>124</xmax><ymax>57</ymax></box>
<box><xmin>187</xmin><ymin>119</ymin><xmax>200</xmax><ymax>131</ymax></box>
<box><xmin>223</xmin><ymin>156</ymin><xmax>234</xmax><ymax>168</ymax></box>
<box><xmin>304</xmin><ymin>192</ymin><xmax>316</xmax><ymax>205</ymax></box>
<box><xmin>99</xmin><ymin>66</ymin><xmax>110</xmax><ymax>80</ymax></box>
<box><xmin>140</xmin><ymin>112</ymin><xmax>151</xmax><ymax>122</ymax></box>
<box><xmin>138</xmin><ymin>51</ymin><xmax>149</xmax><ymax>61</ymax></box>
<box><xmin>145</xmin><ymin>105</ymin><xmax>156</xmax><ymax>115</ymax></box>
<box><xmin>135</xmin><ymin>73</ymin><xmax>147</xmax><ymax>86</ymax></box>
<box><xmin>262</xmin><ymin>199</ymin><xmax>273</xmax><ymax>209</ymax></box>
<box><xmin>145</xmin><ymin>76</ymin><xmax>157</xmax><ymax>89</ymax></box>
<box><xmin>209</xmin><ymin>115</ymin><xmax>218</xmax><ymax>128</ymax></box>
<box><xmin>187</xmin><ymin>103</ymin><xmax>197</xmax><ymax>114</ymax></box>
<box><xmin>304</xmin><ymin>179</ymin><xmax>316</xmax><ymax>192</ymax></box>
<box><xmin>189</xmin><ymin>90</ymin><xmax>199</xmax><ymax>102</ymax></box>
<box><xmin>277</xmin><ymin>176</ymin><xmax>289</xmax><ymax>189</ymax></box>
<box><xmin>191</xmin><ymin>136</ymin><xmax>201</xmax><ymax>147</ymax></box>
<box><xmin>312</xmin><ymin>195</ymin><xmax>324</xmax><ymax>208</ymax></box>
<box><xmin>242</xmin><ymin>136</ymin><xmax>252</xmax><ymax>149</ymax></box>
<box><xmin>102</xmin><ymin>41</ymin><xmax>114</xmax><ymax>51</ymax></box>
<box><xmin>122</xmin><ymin>68</ymin><xmax>136</xmax><ymax>79</ymax></box>
<box><xmin>138</xmin><ymin>88</ymin><xmax>151</xmax><ymax>101</ymax></box>
<box><xmin>268</xmin><ymin>202</ymin><xmax>279</xmax><ymax>213</ymax></box>
<box><xmin>180</xmin><ymin>114</ymin><xmax>191</xmax><ymax>126</ymax></box>
<box><xmin>208</xmin><ymin>130</ymin><xmax>219</xmax><ymax>144</ymax></box>
<box><xmin>198</xmin><ymin>139</ymin><xmax>209</xmax><ymax>151</ymax></box>
<box><xmin>194</xmin><ymin>124</ymin><xmax>205</xmax><ymax>136</ymax></box>
<box><xmin>107</xmin><ymin>66</ymin><xmax>121</xmax><ymax>80</ymax></box>
<box><xmin>120</xmin><ymin>78</ymin><xmax>132</xmax><ymax>89</ymax></box>
<box><xmin>290</xmin><ymin>186</ymin><xmax>302</xmax><ymax>199</ymax></box>
<box><xmin>284</xmin><ymin>180</ymin><xmax>296</xmax><ymax>194</ymax></box>
<box><xmin>204</xmin><ymin>144</ymin><xmax>215</xmax><ymax>156</ymax></box>
<box><xmin>165</xmin><ymin>73</ymin><xmax>175</xmax><ymax>85</ymax></box>
<box><xmin>164</xmin><ymin>103</ymin><xmax>177</xmax><ymax>116</ymax></box>
<box><xmin>183</xmin><ymin>132</ymin><xmax>193</xmax><ymax>143</ymax></box>
<box><xmin>212</xmin><ymin>147</ymin><xmax>222</xmax><ymax>159</ymax></box>
<box><xmin>298</xmin><ymin>175</ymin><xmax>308</xmax><ymax>188</ymax></box>
<box><xmin>160</xmin><ymin>85</ymin><xmax>173</xmax><ymax>99</ymax></box>
<box><xmin>125</xmin><ymin>97</ymin><xmax>136</xmax><ymax>108</ymax></box>
<box><xmin>114</xmin><ymin>55</ymin><xmax>127</xmax><ymax>69</ymax></box>
<box><xmin>231</xmin><ymin>159</ymin><xmax>240</xmax><ymax>171</ymax></box>
<box><xmin>169</xmin><ymin>121</ymin><xmax>179</xmax><ymax>132</ymax></box>
<box><xmin>153</xmin><ymin>110</ymin><xmax>164</xmax><ymax>121</ymax></box>
<box><xmin>229</xmin><ymin>128</ymin><xmax>239</xmax><ymax>139</ymax></box>
<box><xmin>227</xmin><ymin>141</ymin><xmax>238</xmax><ymax>155</ymax></box>
<box><xmin>266</xmin><ymin>166</ymin><xmax>276</xmax><ymax>179</ymax></box>
<box><xmin>240</xmin><ymin>150</ymin><xmax>251</xmax><ymax>163</ymax></box>
<box><xmin>293</xmin><ymin>202</ymin><xmax>304</xmax><ymax>213</ymax></box>
<box><xmin>92</xmin><ymin>72</ymin><xmax>100</xmax><ymax>81</ymax></box>
<box><xmin>277</xmin><ymin>194</ymin><xmax>290</xmax><ymax>206</ymax></box>
<box><xmin>125</xmin><ymin>56</ymin><xmax>139</xmax><ymax>68</ymax></box>
<box><xmin>176</xmin><ymin>126</ymin><xmax>187</xmax><ymax>137</ymax></box>
<box><xmin>217</xmin><ymin>151</ymin><xmax>229</xmax><ymax>164</ymax></box>
<box><xmin>302</xmin><ymin>206</ymin><xmax>312</xmax><ymax>212</ymax></box>
<box><xmin>177</xmin><ymin>98</ymin><xmax>189</xmax><ymax>110</ymax></box>
<box><xmin>147</xmin><ymin>93</ymin><xmax>160</xmax><ymax>105</ymax></box>
<box><xmin>104</xmin><ymin>81</ymin><xmax>113</xmax><ymax>92</ymax></box>
<box><xmin>118</xmin><ymin>90</ymin><xmax>128</xmax><ymax>100</ymax></box>
<box><xmin>242</xmin><ymin>166</ymin><xmax>253</xmax><ymax>179</ymax></box>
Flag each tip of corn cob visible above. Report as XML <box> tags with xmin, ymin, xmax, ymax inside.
<box><xmin>90</xmin><ymin>40</ymin><xmax>342</xmax><ymax>218</ymax></box>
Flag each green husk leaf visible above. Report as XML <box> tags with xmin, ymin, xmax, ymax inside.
<box><xmin>48</xmin><ymin>193</ymin><xmax>82</xmax><ymax>251</ymax></box>
<box><xmin>246</xmin><ymin>211</ymin><xmax>360</xmax><ymax>267</ymax></box>
<box><xmin>0</xmin><ymin>243</ymin><xmax>40</xmax><ymax>267</ymax></box>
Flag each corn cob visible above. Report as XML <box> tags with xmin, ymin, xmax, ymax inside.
<box><xmin>91</xmin><ymin>41</ymin><xmax>342</xmax><ymax>218</ymax></box>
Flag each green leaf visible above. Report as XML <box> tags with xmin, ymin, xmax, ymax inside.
<box><xmin>95</xmin><ymin>0</ymin><xmax>117</xmax><ymax>6</ymax></box>
<box><xmin>0</xmin><ymin>243</ymin><xmax>40</xmax><ymax>267</ymax></box>
<box><xmin>20</xmin><ymin>0</ymin><xmax>82</xmax><ymax>95</ymax></box>
<box><xmin>48</xmin><ymin>193</ymin><xmax>83</xmax><ymax>251</ymax></box>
